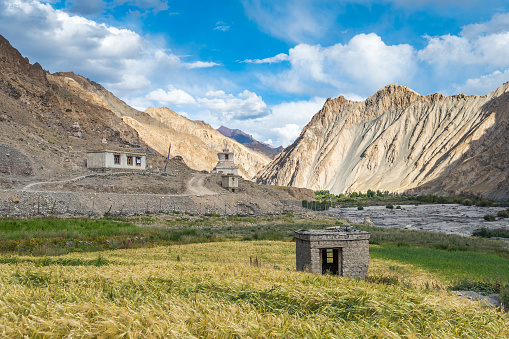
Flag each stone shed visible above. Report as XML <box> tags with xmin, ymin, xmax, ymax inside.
<box><xmin>295</xmin><ymin>227</ymin><xmax>370</xmax><ymax>278</ymax></box>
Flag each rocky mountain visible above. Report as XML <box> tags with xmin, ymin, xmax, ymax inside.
<box><xmin>42</xmin><ymin>77</ymin><xmax>270</xmax><ymax>179</ymax></box>
<box><xmin>26</xmin><ymin>56</ymin><xmax>271</xmax><ymax>180</ymax></box>
<box><xmin>122</xmin><ymin>108</ymin><xmax>271</xmax><ymax>179</ymax></box>
<box><xmin>256</xmin><ymin>84</ymin><xmax>509</xmax><ymax>200</ymax></box>
<box><xmin>217</xmin><ymin>125</ymin><xmax>283</xmax><ymax>159</ymax></box>
<box><xmin>0</xmin><ymin>35</ymin><xmax>150</xmax><ymax>184</ymax></box>
<box><xmin>0</xmin><ymin>34</ymin><xmax>270</xmax><ymax>183</ymax></box>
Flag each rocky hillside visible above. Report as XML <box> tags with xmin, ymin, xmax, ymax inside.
<box><xmin>256</xmin><ymin>84</ymin><xmax>509</xmax><ymax>200</ymax></box>
<box><xmin>0</xmin><ymin>35</ymin><xmax>151</xmax><ymax>184</ymax></box>
<box><xmin>50</xmin><ymin>74</ymin><xmax>271</xmax><ymax>179</ymax></box>
<box><xmin>122</xmin><ymin>108</ymin><xmax>271</xmax><ymax>179</ymax></box>
<box><xmin>217</xmin><ymin>125</ymin><xmax>283</xmax><ymax>159</ymax></box>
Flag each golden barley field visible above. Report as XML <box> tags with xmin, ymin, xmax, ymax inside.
<box><xmin>0</xmin><ymin>241</ymin><xmax>507</xmax><ymax>338</ymax></box>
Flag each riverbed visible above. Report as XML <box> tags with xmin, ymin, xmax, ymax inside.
<box><xmin>331</xmin><ymin>204</ymin><xmax>509</xmax><ymax>236</ymax></box>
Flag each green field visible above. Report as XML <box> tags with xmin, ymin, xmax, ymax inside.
<box><xmin>0</xmin><ymin>217</ymin><xmax>508</xmax><ymax>337</ymax></box>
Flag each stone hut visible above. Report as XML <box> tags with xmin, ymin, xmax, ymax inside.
<box><xmin>213</xmin><ymin>148</ymin><xmax>239</xmax><ymax>175</ymax></box>
<box><xmin>295</xmin><ymin>227</ymin><xmax>370</xmax><ymax>278</ymax></box>
<box><xmin>86</xmin><ymin>149</ymin><xmax>146</xmax><ymax>170</ymax></box>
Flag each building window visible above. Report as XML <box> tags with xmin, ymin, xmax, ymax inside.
<box><xmin>114</xmin><ymin>154</ymin><xmax>120</xmax><ymax>165</ymax></box>
<box><xmin>225</xmin><ymin>154</ymin><xmax>229</xmax><ymax>161</ymax></box>
<box><xmin>136</xmin><ymin>157</ymin><xmax>142</xmax><ymax>166</ymax></box>
<box><xmin>127</xmin><ymin>156</ymin><xmax>133</xmax><ymax>165</ymax></box>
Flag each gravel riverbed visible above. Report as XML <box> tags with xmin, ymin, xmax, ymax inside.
<box><xmin>332</xmin><ymin>204</ymin><xmax>509</xmax><ymax>236</ymax></box>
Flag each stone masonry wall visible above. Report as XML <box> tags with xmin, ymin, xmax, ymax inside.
<box><xmin>295</xmin><ymin>229</ymin><xmax>370</xmax><ymax>278</ymax></box>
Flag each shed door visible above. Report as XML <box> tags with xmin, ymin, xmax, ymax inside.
<box><xmin>321</xmin><ymin>248</ymin><xmax>342</xmax><ymax>275</ymax></box>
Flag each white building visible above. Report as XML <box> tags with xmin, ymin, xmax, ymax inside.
<box><xmin>86</xmin><ymin>149</ymin><xmax>146</xmax><ymax>170</ymax></box>
<box><xmin>213</xmin><ymin>148</ymin><xmax>239</xmax><ymax>175</ymax></box>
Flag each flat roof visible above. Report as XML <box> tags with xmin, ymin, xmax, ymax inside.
<box><xmin>295</xmin><ymin>227</ymin><xmax>370</xmax><ymax>241</ymax></box>
<box><xmin>87</xmin><ymin>149</ymin><xmax>146</xmax><ymax>156</ymax></box>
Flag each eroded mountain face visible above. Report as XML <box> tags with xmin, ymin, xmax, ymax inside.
<box><xmin>0</xmin><ymin>35</ymin><xmax>147</xmax><ymax>182</ymax></box>
<box><xmin>256</xmin><ymin>84</ymin><xmax>509</xmax><ymax>200</ymax></box>
<box><xmin>36</xmin><ymin>60</ymin><xmax>271</xmax><ymax>180</ymax></box>
<box><xmin>122</xmin><ymin>107</ymin><xmax>271</xmax><ymax>179</ymax></box>
<box><xmin>0</xmin><ymin>34</ymin><xmax>270</xmax><ymax>181</ymax></box>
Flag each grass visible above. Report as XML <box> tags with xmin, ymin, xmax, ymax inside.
<box><xmin>369</xmin><ymin>245</ymin><xmax>509</xmax><ymax>283</ymax></box>
<box><xmin>0</xmin><ymin>242</ymin><xmax>507</xmax><ymax>337</ymax></box>
<box><xmin>357</xmin><ymin>224</ymin><xmax>509</xmax><ymax>259</ymax></box>
<box><xmin>0</xmin><ymin>216</ymin><xmax>334</xmax><ymax>256</ymax></box>
<box><xmin>0</xmin><ymin>218</ymin><xmax>141</xmax><ymax>240</ymax></box>
<box><xmin>473</xmin><ymin>227</ymin><xmax>509</xmax><ymax>239</ymax></box>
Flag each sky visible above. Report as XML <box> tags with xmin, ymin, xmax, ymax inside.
<box><xmin>1</xmin><ymin>0</ymin><xmax>509</xmax><ymax>147</ymax></box>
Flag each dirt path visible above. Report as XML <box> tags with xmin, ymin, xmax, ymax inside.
<box><xmin>186</xmin><ymin>174</ymin><xmax>217</xmax><ymax>196</ymax></box>
<box><xmin>21</xmin><ymin>174</ymin><xmax>97</xmax><ymax>191</ymax></box>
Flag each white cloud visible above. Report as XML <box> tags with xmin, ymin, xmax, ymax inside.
<box><xmin>272</xmin><ymin>124</ymin><xmax>301</xmax><ymax>147</ymax></box>
<box><xmin>270</xmin><ymin>97</ymin><xmax>325</xmax><ymax>126</ymax></box>
<box><xmin>106</xmin><ymin>74</ymin><xmax>151</xmax><ymax>92</ymax></box>
<box><xmin>114</xmin><ymin>0</ymin><xmax>169</xmax><ymax>13</ymax></box>
<box><xmin>454</xmin><ymin>68</ymin><xmax>509</xmax><ymax>95</ymax></box>
<box><xmin>214</xmin><ymin>21</ymin><xmax>230</xmax><ymax>32</ymax></box>
<box><xmin>418</xmin><ymin>14</ymin><xmax>509</xmax><ymax>68</ymax></box>
<box><xmin>241</xmin><ymin>0</ymin><xmax>340</xmax><ymax>43</ymax></box>
<box><xmin>213</xmin><ymin>96</ymin><xmax>326</xmax><ymax>147</ymax></box>
<box><xmin>66</xmin><ymin>0</ymin><xmax>104</xmax><ymax>15</ymax></box>
<box><xmin>205</xmin><ymin>90</ymin><xmax>227</xmax><ymax>97</ymax></box>
<box><xmin>259</xmin><ymin>33</ymin><xmax>416</xmax><ymax>96</ymax></box>
<box><xmin>146</xmin><ymin>86</ymin><xmax>196</xmax><ymax>105</ymax></box>
<box><xmin>0</xmin><ymin>0</ymin><xmax>220</xmax><ymax>97</ymax></box>
<box><xmin>460</xmin><ymin>12</ymin><xmax>509</xmax><ymax>38</ymax></box>
<box><xmin>243</xmin><ymin>53</ymin><xmax>290</xmax><ymax>64</ymax></box>
<box><xmin>197</xmin><ymin>90</ymin><xmax>269</xmax><ymax>120</ymax></box>
<box><xmin>185</xmin><ymin>61</ymin><xmax>222</xmax><ymax>69</ymax></box>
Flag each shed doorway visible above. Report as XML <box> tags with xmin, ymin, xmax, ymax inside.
<box><xmin>321</xmin><ymin>248</ymin><xmax>342</xmax><ymax>275</ymax></box>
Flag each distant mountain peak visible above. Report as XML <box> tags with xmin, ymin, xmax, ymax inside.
<box><xmin>217</xmin><ymin>125</ymin><xmax>282</xmax><ymax>159</ymax></box>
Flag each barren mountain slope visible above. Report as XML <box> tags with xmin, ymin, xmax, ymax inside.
<box><xmin>256</xmin><ymin>84</ymin><xmax>509</xmax><ymax>200</ymax></box>
<box><xmin>0</xmin><ymin>35</ymin><xmax>151</xmax><ymax>185</ymax></box>
<box><xmin>48</xmin><ymin>73</ymin><xmax>271</xmax><ymax>179</ymax></box>
<box><xmin>124</xmin><ymin>107</ymin><xmax>271</xmax><ymax>179</ymax></box>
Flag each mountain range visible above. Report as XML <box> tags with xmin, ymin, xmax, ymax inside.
<box><xmin>0</xmin><ymin>35</ymin><xmax>270</xmax><ymax>182</ymax></box>
<box><xmin>1</xmin><ymin>33</ymin><xmax>508</xmax><ymax>200</ymax></box>
<box><xmin>216</xmin><ymin>125</ymin><xmax>283</xmax><ymax>159</ymax></box>
<box><xmin>256</xmin><ymin>84</ymin><xmax>509</xmax><ymax>200</ymax></box>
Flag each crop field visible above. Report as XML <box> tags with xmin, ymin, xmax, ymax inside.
<box><xmin>0</xmin><ymin>240</ymin><xmax>508</xmax><ymax>338</ymax></box>
<box><xmin>0</xmin><ymin>216</ymin><xmax>508</xmax><ymax>337</ymax></box>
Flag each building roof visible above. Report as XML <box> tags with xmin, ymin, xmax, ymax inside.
<box><xmin>87</xmin><ymin>149</ymin><xmax>146</xmax><ymax>156</ymax></box>
<box><xmin>295</xmin><ymin>227</ymin><xmax>370</xmax><ymax>241</ymax></box>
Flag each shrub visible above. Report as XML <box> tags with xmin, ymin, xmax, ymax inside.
<box><xmin>472</xmin><ymin>228</ymin><xmax>509</xmax><ymax>238</ymax></box>
<box><xmin>365</xmin><ymin>274</ymin><xmax>400</xmax><ymax>285</ymax></box>
<box><xmin>462</xmin><ymin>199</ymin><xmax>473</xmax><ymax>206</ymax></box>
<box><xmin>386</xmin><ymin>204</ymin><xmax>394</xmax><ymax>209</ymax></box>
<box><xmin>477</xmin><ymin>199</ymin><xmax>493</xmax><ymax>207</ymax></box>
<box><xmin>357</xmin><ymin>206</ymin><xmax>364</xmax><ymax>210</ymax></box>
<box><xmin>497</xmin><ymin>211</ymin><xmax>509</xmax><ymax>218</ymax></box>
<box><xmin>500</xmin><ymin>286</ymin><xmax>509</xmax><ymax>310</ymax></box>
<box><xmin>451</xmin><ymin>279</ymin><xmax>501</xmax><ymax>295</ymax></box>
<box><xmin>484</xmin><ymin>215</ymin><xmax>496</xmax><ymax>221</ymax></box>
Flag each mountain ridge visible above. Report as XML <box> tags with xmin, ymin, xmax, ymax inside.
<box><xmin>256</xmin><ymin>83</ymin><xmax>509</xmax><ymax>200</ymax></box>
<box><xmin>216</xmin><ymin>125</ymin><xmax>283</xmax><ymax>159</ymax></box>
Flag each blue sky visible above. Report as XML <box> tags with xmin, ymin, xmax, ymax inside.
<box><xmin>1</xmin><ymin>0</ymin><xmax>509</xmax><ymax>146</ymax></box>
